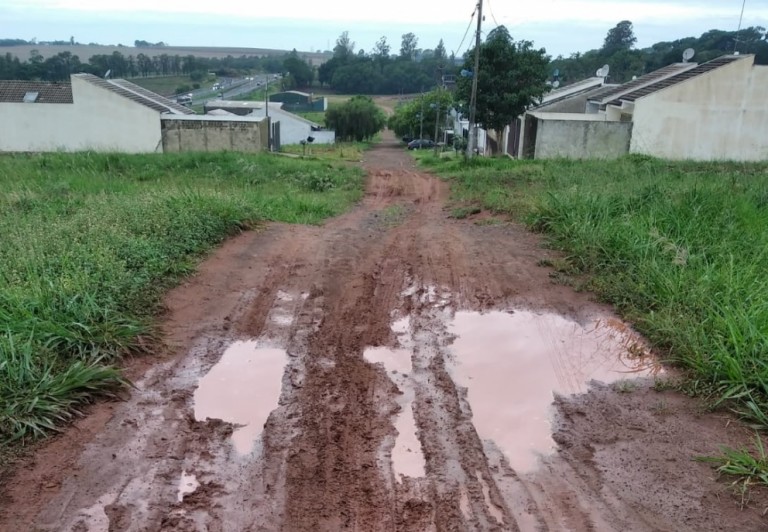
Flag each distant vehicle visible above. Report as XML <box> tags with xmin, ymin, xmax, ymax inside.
<box><xmin>176</xmin><ymin>94</ymin><xmax>192</xmax><ymax>105</ymax></box>
<box><xmin>407</xmin><ymin>139</ymin><xmax>435</xmax><ymax>150</ymax></box>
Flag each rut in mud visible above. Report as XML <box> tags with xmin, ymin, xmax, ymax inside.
<box><xmin>2</xmin><ymin>133</ymin><xmax>767</xmax><ymax>531</ymax></box>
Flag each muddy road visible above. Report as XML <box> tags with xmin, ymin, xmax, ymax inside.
<box><xmin>2</xmin><ymin>134</ymin><xmax>767</xmax><ymax>531</ymax></box>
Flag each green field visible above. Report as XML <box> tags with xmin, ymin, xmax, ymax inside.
<box><xmin>129</xmin><ymin>75</ymin><xmax>213</xmax><ymax>96</ymax></box>
<box><xmin>0</xmin><ymin>152</ymin><xmax>363</xmax><ymax>448</ymax></box>
<box><xmin>422</xmin><ymin>154</ymin><xmax>768</xmax><ymax>429</ymax></box>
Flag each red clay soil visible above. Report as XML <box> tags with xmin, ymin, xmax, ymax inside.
<box><xmin>1</xmin><ymin>132</ymin><xmax>766</xmax><ymax>531</ymax></box>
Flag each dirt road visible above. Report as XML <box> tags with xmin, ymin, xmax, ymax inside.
<box><xmin>2</xmin><ymin>134</ymin><xmax>766</xmax><ymax>531</ymax></box>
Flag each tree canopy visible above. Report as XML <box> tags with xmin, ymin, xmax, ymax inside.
<box><xmin>387</xmin><ymin>88</ymin><xmax>454</xmax><ymax>140</ymax></box>
<box><xmin>551</xmin><ymin>23</ymin><xmax>767</xmax><ymax>84</ymax></box>
<box><xmin>325</xmin><ymin>96</ymin><xmax>386</xmax><ymax>142</ymax></box>
<box><xmin>456</xmin><ymin>26</ymin><xmax>549</xmax><ymax>136</ymax></box>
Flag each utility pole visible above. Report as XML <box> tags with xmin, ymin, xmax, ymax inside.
<box><xmin>466</xmin><ymin>0</ymin><xmax>483</xmax><ymax>158</ymax></box>
<box><xmin>433</xmin><ymin>101</ymin><xmax>440</xmax><ymax>155</ymax></box>
<box><xmin>264</xmin><ymin>76</ymin><xmax>271</xmax><ymax>152</ymax></box>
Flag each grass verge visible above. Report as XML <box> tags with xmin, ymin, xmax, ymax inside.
<box><xmin>420</xmin><ymin>153</ymin><xmax>768</xmax><ymax>481</ymax></box>
<box><xmin>280</xmin><ymin>142</ymin><xmax>370</xmax><ymax>162</ymax></box>
<box><xmin>0</xmin><ymin>151</ymin><xmax>363</xmax><ymax>451</ymax></box>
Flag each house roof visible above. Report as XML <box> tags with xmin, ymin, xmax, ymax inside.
<box><xmin>109</xmin><ymin>79</ymin><xmax>195</xmax><ymax>115</ymax></box>
<box><xmin>73</xmin><ymin>73</ymin><xmax>194</xmax><ymax>115</ymax></box>
<box><xmin>0</xmin><ymin>80</ymin><xmax>73</xmax><ymax>103</ymax></box>
<box><xmin>588</xmin><ymin>63</ymin><xmax>696</xmax><ymax>107</ymax></box>
<box><xmin>606</xmin><ymin>55</ymin><xmax>742</xmax><ymax>106</ymax></box>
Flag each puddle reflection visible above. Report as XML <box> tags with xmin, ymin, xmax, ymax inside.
<box><xmin>193</xmin><ymin>341</ymin><xmax>286</xmax><ymax>454</ymax></box>
<box><xmin>449</xmin><ymin>310</ymin><xmax>658</xmax><ymax>473</ymax></box>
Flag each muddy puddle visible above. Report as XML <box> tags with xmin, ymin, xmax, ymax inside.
<box><xmin>193</xmin><ymin>341</ymin><xmax>287</xmax><ymax>454</ymax></box>
<box><xmin>364</xmin><ymin>345</ymin><xmax>426</xmax><ymax>479</ymax></box>
<box><xmin>448</xmin><ymin>309</ymin><xmax>659</xmax><ymax>472</ymax></box>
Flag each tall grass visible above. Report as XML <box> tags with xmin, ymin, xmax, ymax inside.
<box><xmin>0</xmin><ymin>151</ymin><xmax>363</xmax><ymax>446</ymax></box>
<box><xmin>422</xmin><ymin>154</ymin><xmax>768</xmax><ymax>425</ymax></box>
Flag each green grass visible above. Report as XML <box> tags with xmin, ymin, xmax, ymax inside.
<box><xmin>294</xmin><ymin>111</ymin><xmax>326</xmax><ymax>125</ymax></box>
<box><xmin>697</xmin><ymin>434</ymin><xmax>768</xmax><ymax>506</ymax></box>
<box><xmin>0</xmin><ymin>152</ymin><xmax>363</xmax><ymax>449</ymax></box>
<box><xmin>421</xmin><ymin>155</ymin><xmax>768</xmax><ymax>427</ymax></box>
<box><xmin>280</xmin><ymin>142</ymin><xmax>370</xmax><ymax>161</ymax></box>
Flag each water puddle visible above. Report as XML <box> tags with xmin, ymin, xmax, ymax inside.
<box><xmin>477</xmin><ymin>471</ymin><xmax>505</xmax><ymax>525</ymax></box>
<box><xmin>177</xmin><ymin>471</ymin><xmax>199</xmax><ymax>502</ymax></box>
<box><xmin>364</xmin><ymin>346</ymin><xmax>426</xmax><ymax>479</ymax></box>
<box><xmin>448</xmin><ymin>310</ymin><xmax>658</xmax><ymax>473</ymax></box>
<box><xmin>194</xmin><ymin>341</ymin><xmax>286</xmax><ymax>454</ymax></box>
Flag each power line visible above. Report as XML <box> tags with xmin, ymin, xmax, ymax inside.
<box><xmin>486</xmin><ymin>0</ymin><xmax>501</xmax><ymax>29</ymax></box>
<box><xmin>453</xmin><ymin>8</ymin><xmax>477</xmax><ymax>58</ymax></box>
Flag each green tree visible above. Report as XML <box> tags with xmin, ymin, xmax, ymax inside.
<box><xmin>602</xmin><ymin>20</ymin><xmax>637</xmax><ymax>56</ymax></box>
<box><xmin>456</xmin><ymin>26</ymin><xmax>549</xmax><ymax>153</ymax></box>
<box><xmin>334</xmin><ymin>31</ymin><xmax>355</xmax><ymax>61</ymax></box>
<box><xmin>283</xmin><ymin>50</ymin><xmax>313</xmax><ymax>88</ymax></box>
<box><xmin>388</xmin><ymin>88</ymin><xmax>454</xmax><ymax>140</ymax></box>
<box><xmin>400</xmin><ymin>32</ymin><xmax>418</xmax><ymax>61</ymax></box>
<box><xmin>325</xmin><ymin>95</ymin><xmax>386</xmax><ymax>142</ymax></box>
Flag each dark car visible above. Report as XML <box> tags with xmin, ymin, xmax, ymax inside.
<box><xmin>407</xmin><ymin>139</ymin><xmax>435</xmax><ymax>150</ymax></box>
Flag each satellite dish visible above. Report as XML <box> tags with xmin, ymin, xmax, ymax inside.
<box><xmin>104</xmin><ymin>69</ymin><xmax>111</xmax><ymax>79</ymax></box>
<box><xmin>602</xmin><ymin>64</ymin><xmax>610</xmax><ymax>77</ymax></box>
<box><xmin>552</xmin><ymin>80</ymin><xmax>560</xmax><ymax>88</ymax></box>
<box><xmin>682</xmin><ymin>48</ymin><xmax>695</xmax><ymax>62</ymax></box>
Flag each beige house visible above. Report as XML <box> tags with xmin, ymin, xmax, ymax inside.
<box><xmin>517</xmin><ymin>54</ymin><xmax>768</xmax><ymax>161</ymax></box>
<box><xmin>0</xmin><ymin>74</ymin><xmax>269</xmax><ymax>153</ymax></box>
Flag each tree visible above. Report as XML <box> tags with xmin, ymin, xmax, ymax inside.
<box><xmin>400</xmin><ymin>33</ymin><xmax>418</xmax><ymax>61</ymax></box>
<box><xmin>603</xmin><ymin>20</ymin><xmax>637</xmax><ymax>56</ymax></box>
<box><xmin>283</xmin><ymin>50</ymin><xmax>313</xmax><ymax>88</ymax></box>
<box><xmin>388</xmin><ymin>88</ymin><xmax>454</xmax><ymax>140</ymax></box>
<box><xmin>334</xmin><ymin>31</ymin><xmax>355</xmax><ymax>61</ymax></box>
<box><xmin>325</xmin><ymin>96</ymin><xmax>386</xmax><ymax>142</ymax></box>
<box><xmin>456</xmin><ymin>26</ymin><xmax>549</xmax><ymax>154</ymax></box>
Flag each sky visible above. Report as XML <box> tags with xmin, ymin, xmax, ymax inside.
<box><xmin>2</xmin><ymin>0</ymin><xmax>767</xmax><ymax>58</ymax></box>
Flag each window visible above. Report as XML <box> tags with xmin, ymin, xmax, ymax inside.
<box><xmin>23</xmin><ymin>91</ymin><xmax>39</xmax><ymax>103</ymax></box>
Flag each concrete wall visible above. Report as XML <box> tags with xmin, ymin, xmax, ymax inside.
<box><xmin>0</xmin><ymin>76</ymin><xmax>162</xmax><ymax>153</ymax></box>
<box><xmin>533</xmin><ymin>117</ymin><xmax>632</xmax><ymax>159</ymax></box>
<box><xmin>631</xmin><ymin>56</ymin><xmax>768</xmax><ymax>161</ymax></box>
<box><xmin>161</xmin><ymin>117</ymin><xmax>268</xmax><ymax>152</ymax></box>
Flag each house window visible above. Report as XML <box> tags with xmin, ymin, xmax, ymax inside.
<box><xmin>23</xmin><ymin>91</ymin><xmax>39</xmax><ymax>103</ymax></box>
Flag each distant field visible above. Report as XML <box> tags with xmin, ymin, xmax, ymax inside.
<box><xmin>4</xmin><ymin>44</ymin><xmax>330</xmax><ymax>65</ymax></box>
<box><xmin>128</xmin><ymin>76</ymin><xmax>214</xmax><ymax>96</ymax></box>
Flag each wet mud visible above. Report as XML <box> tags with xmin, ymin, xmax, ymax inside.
<box><xmin>1</xmin><ymin>132</ymin><xmax>767</xmax><ymax>531</ymax></box>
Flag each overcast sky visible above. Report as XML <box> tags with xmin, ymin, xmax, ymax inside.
<box><xmin>2</xmin><ymin>0</ymin><xmax>767</xmax><ymax>57</ymax></box>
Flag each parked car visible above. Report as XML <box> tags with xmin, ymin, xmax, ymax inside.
<box><xmin>407</xmin><ymin>139</ymin><xmax>435</xmax><ymax>150</ymax></box>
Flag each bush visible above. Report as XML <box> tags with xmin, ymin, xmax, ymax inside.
<box><xmin>325</xmin><ymin>96</ymin><xmax>386</xmax><ymax>142</ymax></box>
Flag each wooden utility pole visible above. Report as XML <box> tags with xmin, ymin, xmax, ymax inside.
<box><xmin>466</xmin><ymin>0</ymin><xmax>483</xmax><ymax>158</ymax></box>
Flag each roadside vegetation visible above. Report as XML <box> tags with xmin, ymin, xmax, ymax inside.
<box><xmin>0</xmin><ymin>152</ymin><xmax>363</xmax><ymax>449</ymax></box>
<box><xmin>421</xmin><ymin>154</ymin><xmax>768</xmax><ymax>476</ymax></box>
<box><xmin>280</xmin><ymin>141</ymin><xmax>369</xmax><ymax>161</ymax></box>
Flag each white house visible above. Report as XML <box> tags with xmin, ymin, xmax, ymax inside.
<box><xmin>517</xmin><ymin>54</ymin><xmax>768</xmax><ymax>161</ymax></box>
<box><xmin>0</xmin><ymin>74</ymin><xmax>194</xmax><ymax>153</ymax></box>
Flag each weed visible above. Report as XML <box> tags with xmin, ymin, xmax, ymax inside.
<box><xmin>613</xmin><ymin>380</ymin><xmax>638</xmax><ymax>394</ymax></box>
<box><xmin>697</xmin><ymin>434</ymin><xmax>768</xmax><ymax>506</ymax></box>
<box><xmin>450</xmin><ymin>206</ymin><xmax>482</xmax><ymax>219</ymax></box>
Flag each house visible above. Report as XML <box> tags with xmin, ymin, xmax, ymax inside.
<box><xmin>248</xmin><ymin>102</ymin><xmax>334</xmax><ymax>145</ymax></box>
<box><xmin>0</xmin><ymin>74</ymin><xmax>269</xmax><ymax>153</ymax></box>
<box><xmin>205</xmin><ymin>100</ymin><xmax>335</xmax><ymax>146</ymax></box>
<box><xmin>502</xmin><ymin>76</ymin><xmax>610</xmax><ymax>157</ymax></box>
<box><xmin>517</xmin><ymin>54</ymin><xmax>768</xmax><ymax>161</ymax></box>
